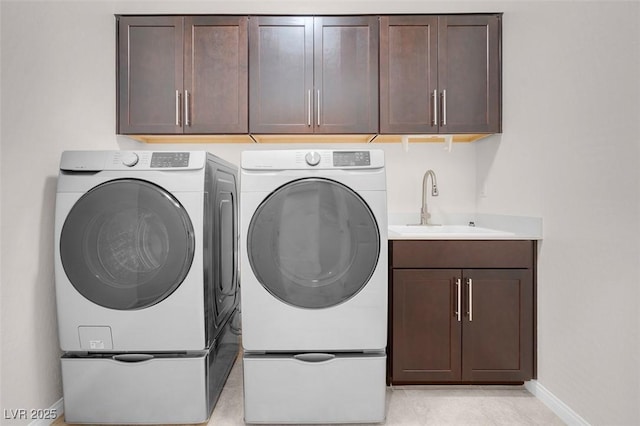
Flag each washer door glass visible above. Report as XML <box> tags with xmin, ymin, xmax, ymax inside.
<box><xmin>60</xmin><ymin>179</ymin><xmax>195</xmax><ymax>310</ymax></box>
<box><xmin>247</xmin><ymin>178</ymin><xmax>380</xmax><ymax>309</ymax></box>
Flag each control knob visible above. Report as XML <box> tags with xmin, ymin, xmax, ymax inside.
<box><xmin>305</xmin><ymin>151</ymin><xmax>321</xmax><ymax>166</ymax></box>
<box><xmin>121</xmin><ymin>152</ymin><xmax>139</xmax><ymax>167</ymax></box>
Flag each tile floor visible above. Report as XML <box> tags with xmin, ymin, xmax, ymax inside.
<box><xmin>57</xmin><ymin>356</ymin><xmax>565</xmax><ymax>426</ymax></box>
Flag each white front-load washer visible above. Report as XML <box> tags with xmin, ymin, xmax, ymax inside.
<box><xmin>240</xmin><ymin>149</ymin><xmax>387</xmax><ymax>424</ymax></box>
<box><xmin>55</xmin><ymin>150</ymin><xmax>239</xmax><ymax>352</ymax></box>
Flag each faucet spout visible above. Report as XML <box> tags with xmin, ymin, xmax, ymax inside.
<box><xmin>420</xmin><ymin>170</ymin><xmax>439</xmax><ymax>225</ymax></box>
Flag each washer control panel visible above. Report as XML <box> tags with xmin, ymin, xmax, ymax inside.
<box><xmin>59</xmin><ymin>151</ymin><xmax>206</xmax><ymax>172</ymax></box>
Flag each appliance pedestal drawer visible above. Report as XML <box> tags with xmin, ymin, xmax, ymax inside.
<box><xmin>61</xmin><ymin>314</ymin><xmax>239</xmax><ymax>425</ymax></box>
<box><xmin>243</xmin><ymin>352</ymin><xmax>386</xmax><ymax>424</ymax></box>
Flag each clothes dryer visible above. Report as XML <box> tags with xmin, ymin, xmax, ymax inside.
<box><xmin>241</xmin><ymin>149</ymin><xmax>387</xmax><ymax>351</ymax></box>
<box><xmin>54</xmin><ymin>151</ymin><xmax>239</xmax><ymax>352</ymax></box>
<box><xmin>240</xmin><ymin>149</ymin><xmax>387</xmax><ymax>423</ymax></box>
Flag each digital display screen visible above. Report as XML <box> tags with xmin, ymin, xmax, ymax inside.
<box><xmin>333</xmin><ymin>151</ymin><xmax>370</xmax><ymax>167</ymax></box>
<box><xmin>150</xmin><ymin>152</ymin><xmax>190</xmax><ymax>168</ymax></box>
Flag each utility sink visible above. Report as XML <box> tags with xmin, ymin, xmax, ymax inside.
<box><xmin>388</xmin><ymin>224</ymin><xmax>515</xmax><ymax>238</ymax></box>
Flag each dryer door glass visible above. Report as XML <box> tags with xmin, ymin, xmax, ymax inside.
<box><xmin>247</xmin><ymin>178</ymin><xmax>380</xmax><ymax>309</ymax></box>
<box><xmin>60</xmin><ymin>179</ymin><xmax>195</xmax><ymax>310</ymax></box>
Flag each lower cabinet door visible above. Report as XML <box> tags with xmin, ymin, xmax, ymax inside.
<box><xmin>461</xmin><ymin>269</ymin><xmax>534</xmax><ymax>382</ymax></box>
<box><xmin>391</xmin><ymin>269</ymin><xmax>461</xmax><ymax>383</ymax></box>
<box><xmin>390</xmin><ymin>267</ymin><xmax>534</xmax><ymax>384</ymax></box>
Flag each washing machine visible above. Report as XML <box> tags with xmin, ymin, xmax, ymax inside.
<box><xmin>55</xmin><ymin>150</ymin><xmax>240</xmax><ymax>424</ymax></box>
<box><xmin>240</xmin><ymin>149</ymin><xmax>387</xmax><ymax>424</ymax></box>
<box><xmin>54</xmin><ymin>150</ymin><xmax>239</xmax><ymax>352</ymax></box>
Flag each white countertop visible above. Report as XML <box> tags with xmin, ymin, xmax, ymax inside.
<box><xmin>387</xmin><ymin>213</ymin><xmax>543</xmax><ymax>241</ymax></box>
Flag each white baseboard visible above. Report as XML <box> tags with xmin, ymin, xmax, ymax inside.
<box><xmin>525</xmin><ymin>380</ymin><xmax>590</xmax><ymax>426</ymax></box>
<box><xmin>28</xmin><ymin>398</ymin><xmax>63</xmax><ymax>426</ymax></box>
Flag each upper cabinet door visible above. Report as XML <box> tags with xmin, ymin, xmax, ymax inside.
<box><xmin>380</xmin><ymin>16</ymin><xmax>438</xmax><ymax>134</ymax></box>
<box><xmin>314</xmin><ymin>16</ymin><xmax>379</xmax><ymax>134</ymax></box>
<box><xmin>118</xmin><ymin>16</ymin><xmax>184</xmax><ymax>134</ymax></box>
<box><xmin>249</xmin><ymin>16</ymin><xmax>314</xmax><ymax>134</ymax></box>
<box><xmin>184</xmin><ymin>16</ymin><xmax>248</xmax><ymax>134</ymax></box>
<box><xmin>438</xmin><ymin>15</ymin><xmax>502</xmax><ymax>134</ymax></box>
<box><xmin>118</xmin><ymin>15</ymin><xmax>248</xmax><ymax>135</ymax></box>
<box><xmin>249</xmin><ymin>16</ymin><xmax>379</xmax><ymax>134</ymax></box>
<box><xmin>379</xmin><ymin>14</ymin><xmax>501</xmax><ymax>135</ymax></box>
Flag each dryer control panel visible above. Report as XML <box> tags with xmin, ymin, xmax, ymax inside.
<box><xmin>242</xmin><ymin>150</ymin><xmax>384</xmax><ymax>170</ymax></box>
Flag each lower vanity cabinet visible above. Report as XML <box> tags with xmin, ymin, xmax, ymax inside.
<box><xmin>389</xmin><ymin>240</ymin><xmax>535</xmax><ymax>384</ymax></box>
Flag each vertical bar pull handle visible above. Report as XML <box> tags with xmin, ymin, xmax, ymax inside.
<box><xmin>467</xmin><ymin>278</ymin><xmax>473</xmax><ymax>321</ymax></box>
<box><xmin>185</xmin><ymin>90</ymin><xmax>190</xmax><ymax>127</ymax></box>
<box><xmin>317</xmin><ymin>89</ymin><xmax>321</xmax><ymax>127</ymax></box>
<box><xmin>307</xmin><ymin>90</ymin><xmax>312</xmax><ymax>126</ymax></box>
<box><xmin>432</xmin><ymin>89</ymin><xmax>438</xmax><ymax>127</ymax></box>
<box><xmin>175</xmin><ymin>90</ymin><xmax>181</xmax><ymax>127</ymax></box>
<box><xmin>442</xmin><ymin>89</ymin><xmax>447</xmax><ymax>126</ymax></box>
<box><xmin>455</xmin><ymin>278</ymin><xmax>462</xmax><ymax>322</ymax></box>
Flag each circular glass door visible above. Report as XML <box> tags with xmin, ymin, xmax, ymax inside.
<box><xmin>60</xmin><ymin>179</ymin><xmax>195</xmax><ymax>310</ymax></box>
<box><xmin>247</xmin><ymin>178</ymin><xmax>380</xmax><ymax>309</ymax></box>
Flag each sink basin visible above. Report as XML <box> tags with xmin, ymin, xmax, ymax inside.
<box><xmin>388</xmin><ymin>224</ymin><xmax>515</xmax><ymax>238</ymax></box>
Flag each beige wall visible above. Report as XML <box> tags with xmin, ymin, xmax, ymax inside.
<box><xmin>1</xmin><ymin>1</ymin><xmax>639</xmax><ymax>425</ymax></box>
<box><xmin>474</xmin><ymin>2</ymin><xmax>640</xmax><ymax>425</ymax></box>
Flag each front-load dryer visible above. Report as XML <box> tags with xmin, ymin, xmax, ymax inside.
<box><xmin>240</xmin><ymin>149</ymin><xmax>388</xmax><ymax>352</ymax></box>
<box><xmin>240</xmin><ymin>149</ymin><xmax>388</xmax><ymax>424</ymax></box>
<box><xmin>54</xmin><ymin>151</ymin><xmax>239</xmax><ymax>352</ymax></box>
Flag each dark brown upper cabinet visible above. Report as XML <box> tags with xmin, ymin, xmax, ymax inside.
<box><xmin>380</xmin><ymin>14</ymin><xmax>501</xmax><ymax>134</ymax></box>
<box><xmin>117</xmin><ymin>16</ymin><xmax>248</xmax><ymax>134</ymax></box>
<box><xmin>249</xmin><ymin>16</ymin><xmax>379</xmax><ymax>134</ymax></box>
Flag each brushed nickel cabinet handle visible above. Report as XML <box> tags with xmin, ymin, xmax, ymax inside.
<box><xmin>317</xmin><ymin>89</ymin><xmax>321</xmax><ymax>126</ymax></box>
<box><xmin>307</xmin><ymin>89</ymin><xmax>311</xmax><ymax>126</ymax></box>
<box><xmin>467</xmin><ymin>278</ymin><xmax>473</xmax><ymax>321</ymax></box>
<box><xmin>442</xmin><ymin>89</ymin><xmax>447</xmax><ymax>126</ymax></box>
<box><xmin>175</xmin><ymin>90</ymin><xmax>181</xmax><ymax>127</ymax></box>
<box><xmin>455</xmin><ymin>278</ymin><xmax>462</xmax><ymax>322</ymax></box>
<box><xmin>185</xmin><ymin>90</ymin><xmax>190</xmax><ymax>127</ymax></box>
<box><xmin>432</xmin><ymin>89</ymin><xmax>438</xmax><ymax>127</ymax></box>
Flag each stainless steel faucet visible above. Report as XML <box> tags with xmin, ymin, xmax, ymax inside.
<box><xmin>420</xmin><ymin>170</ymin><xmax>439</xmax><ymax>225</ymax></box>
